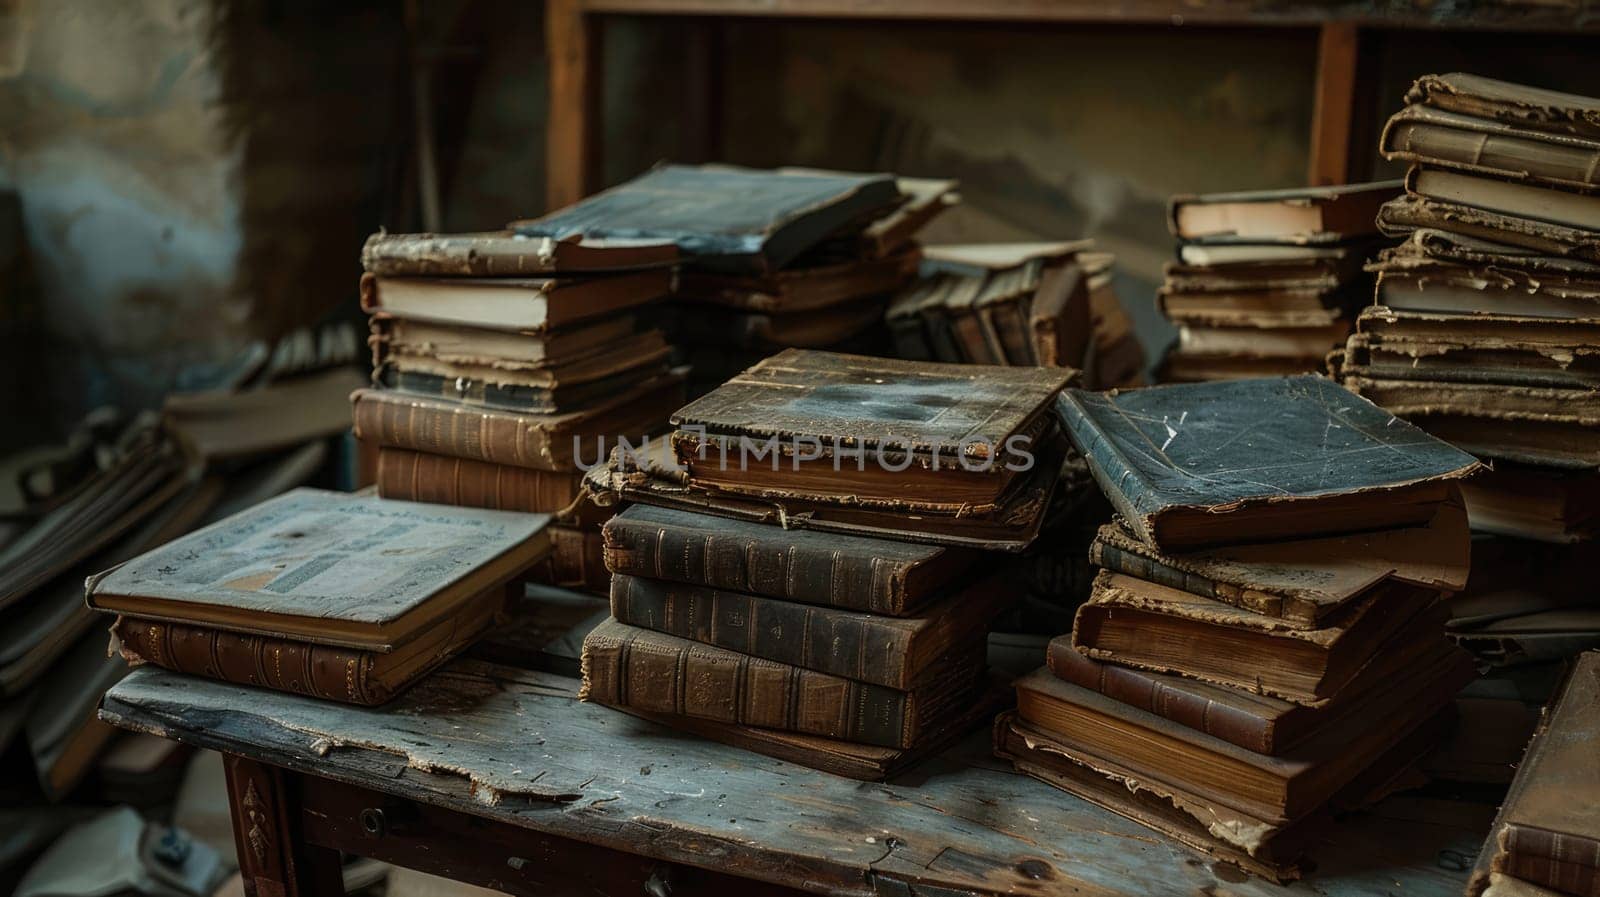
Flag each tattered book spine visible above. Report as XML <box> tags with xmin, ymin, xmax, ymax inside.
<box><xmin>601</xmin><ymin>517</ymin><xmax>914</xmax><ymax>615</ymax></box>
<box><xmin>375</xmin><ymin>448</ymin><xmax>582</xmax><ymax>513</ymax></box>
<box><xmin>1046</xmin><ymin>638</ymin><xmax>1274</xmax><ymax>754</ymax></box>
<box><xmin>350</xmin><ymin>390</ymin><xmax>567</xmax><ymax>471</ymax></box>
<box><xmin>112</xmin><ymin>617</ymin><xmax>386</xmax><ymax>706</ymax></box>
<box><xmin>579</xmin><ymin>622</ymin><xmax>918</xmax><ymax>748</ymax></box>
<box><xmin>609</xmin><ymin>574</ymin><xmax>917</xmax><ymax>688</ymax></box>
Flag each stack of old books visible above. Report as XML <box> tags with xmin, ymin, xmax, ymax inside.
<box><xmin>93</xmin><ymin>489</ymin><xmax>553</xmax><ymax>706</ymax></box>
<box><xmin>579</xmin><ymin>349</ymin><xmax>1076</xmax><ymax>778</ymax></box>
<box><xmin>1334</xmin><ymin>73</ymin><xmax>1600</xmax><ymax>544</ymax></box>
<box><xmin>886</xmin><ymin>243</ymin><xmax>1144</xmax><ymax>388</ymax></box>
<box><xmin>1157</xmin><ymin>182</ymin><xmax>1400</xmax><ymax>382</ymax></box>
<box><xmin>353</xmin><ymin>230</ymin><xmax>686</xmax><ymax>591</ymax></box>
<box><xmin>667</xmin><ymin>170</ymin><xmax>958</xmax><ymax>395</ymax></box>
<box><xmin>997</xmin><ymin>375</ymin><xmax>1483</xmax><ymax>881</ymax></box>
<box><xmin>1466</xmin><ymin>650</ymin><xmax>1599</xmax><ymax>897</ymax></box>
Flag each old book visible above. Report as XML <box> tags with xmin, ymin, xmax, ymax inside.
<box><xmin>1088</xmin><ymin>498</ymin><xmax>1470</xmax><ymax>627</ymax></box>
<box><xmin>111</xmin><ymin>586</ymin><xmax>506</xmax><ymax>706</ymax></box>
<box><xmin>670</xmin><ymin>349</ymin><xmax>1071</xmax><ymax>510</ymax></box>
<box><xmin>1073</xmin><ymin>570</ymin><xmax>1446</xmax><ymax>705</ymax></box>
<box><xmin>1162</xmin><ymin>258</ymin><xmax>1366</xmax><ymax>293</ymax></box>
<box><xmin>1012</xmin><ymin>661</ymin><xmax>1462</xmax><ymax>826</ymax></box>
<box><xmin>1343</xmin><ymin>333</ymin><xmax>1600</xmax><ymax>390</ymax></box>
<box><xmin>1469</xmin><ymin>652</ymin><xmax>1600</xmax><ymax>897</ymax></box>
<box><xmin>374</xmin><ymin>357</ymin><xmax>670</xmax><ymax>415</ymax></box>
<box><xmin>358</xmin><ymin>268</ymin><xmax>672</xmax><ymax>331</ymax></box>
<box><xmin>676</xmin><ymin>248</ymin><xmax>917</xmax><ymax>314</ymax></box>
<box><xmin>1057</xmin><ymin>375</ymin><xmax>1480</xmax><ymax>551</ymax></box>
<box><xmin>614</xmin><ymin>678</ymin><xmax>1004</xmax><ymax>782</ymax></box>
<box><xmin>513</xmin><ymin>164</ymin><xmax>901</xmax><ymax>274</ymax></box>
<box><xmin>1382</xmin><ymin>105</ymin><xmax>1600</xmax><ymax>194</ymax></box>
<box><xmin>1460</xmin><ymin>463</ymin><xmax>1600</xmax><ymax>543</ymax></box>
<box><xmin>1029</xmin><ymin>261</ymin><xmax>1090</xmax><ymax>368</ymax></box>
<box><xmin>349</xmin><ymin>370</ymin><xmax>685</xmax><ymax>473</ymax></box>
<box><xmin>944</xmin><ymin>270</ymin><xmax>1001</xmax><ymax>363</ymax></box>
<box><xmin>601</xmin><ymin>503</ymin><xmax>974</xmax><ymax>615</ymax></box>
<box><xmin>921</xmin><ymin>241</ymin><xmax>1092</xmax><ymax>277</ymax></box>
<box><xmin>1343</xmin><ymin>377</ymin><xmax>1600</xmax><ymax>466</ymax></box>
<box><xmin>1404</xmin><ymin>73</ymin><xmax>1600</xmax><ymax>141</ymax></box>
<box><xmin>539</xmin><ymin>523</ymin><xmax>610</xmax><ymax>595</ymax></box>
<box><xmin>1451</xmin><ymin>609</ymin><xmax>1600</xmax><ymax>668</ymax></box>
<box><xmin>360</xmin><ymin>231</ymin><xmax>678</xmax><ymax>276</ymax></box>
<box><xmin>1158</xmin><ymin>287</ymin><xmax>1351</xmax><ymax>328</ymax></box>
<box><xmin>87</xmin><ymin>489</ymin><xmax>552</xmax><ymax>651</ymax></box>
<box><xmin>1176</xmin><ymin>242</ymin><xmax>1361</xmax><ymax>266</ymax></box>
<box><xmin>779</xmin><ymin>171</ymin><xmax>957</xmax><ymax>259</ymax></box>
<box><xmin>1168</xmin><ymin>182</ymin><xmax>1402</xmax><ymax>243</ymax></box>
<box><xmin>1158</xmin><ymin>353</ymin><xmax>1322</xmax><ymax>382</ymax></box>
<box><xmin>373</xmin><ymin>326</ymin><xmax>668</xmax><ymax>387</ymax></box>
<box><xmin>608</xmin><ymin>571</ymin><xmax>1008</xmax><ymax>688</ymax></box>
<box><xmin>1378</xmin><ymin>194</ymin><xmax>1600</xmax><ymax>260</ymax></box>
<box><xmin>368</xmin><ymin>313</ymin><xmax>642</xmax><ymax>366</ymax></box>
<box><xmin>1176</xmin><ymin>322</ymin><xmax>1351</xmax><ymax>358</ymax></box>
<box><xmin>1408</xmin><ymin>166</ymin><xmax>1600</xmax><ymax>232</ymax></box>
<box><xmin>587</xmin><ymin>434</ymin><xmax>1066</xmax><ymax>551</ymax></box>
<box><xmin>995</xmin><ymin>706</ymin><xmax>1452</xmax><ymax>882</ymax></box>
<box><xmin>1047</xmin><ymin>633</ymin><xmax>1474</xmax><ymax>755</ymax></box>
<box><xmin>164</xmin><ymin>366</ymin><xmax>367</xmax><ymax>462</ymax></box>
<box><xmin>1376</xmin><ymin>272</ymin><xmax>1600</xmax><ymax>321</ymax></box>
<box><xmin>972</xmin><ymin>260</ymin><xmax>1044</xmax><ymax>364</ymax></box>
<box><xmin>1357</xmin><ymin>305</ymin><xmax>1600</xmax><ymax>349</ymax></box>
<box><xmin>374</xmin><ymin>448</ymin><xmax>583</xmax><ymax>513</ymax></box>
<box><xmin>578</xmin><ymin>618</ymin><xmax>982</xmax><ymax>748</ymax></box>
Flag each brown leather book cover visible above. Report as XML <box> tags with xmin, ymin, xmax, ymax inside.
<box><xmin>111</xmin><ymin>587</ymin><xmax>506</xmax><ymax>706</ymax></box>
<box><xmin>375</xmin><ymin>448</ymin><xmax>584</xmax><ymax>513</ymax></box>
<box><xmin>349</xmin><ymin>369</ymin><xmax>685</xmax><ymax>473</ymax></box>
<box><xmin>361</xmin><ymin>231</ymin><xmax>678</xmax><ymax>276</ymax></box>
<box><xmin>1087</xmin><ymin>499</ymin><xmax>1470</xmax><ymax>628</ymax></box>
<box><xmin>1403</xmin><ymin>73</ymin><xmax>1600</xmax><ymax>142</ymax></box>
<box><xmin>579</xmin><ymin>618</ymin><xmax>983</xmax><ymax>749</ymax></box>
<box><xmin>370</xmin><ymin>318</ymin><xmax>670</xmax><ymax>389</ymax></box>
<box><xmin>1072</xmin><ymin>570</ymin><xmax>1446</xmax><ymax>706</ymax></box>
<box><xmin>536</xmin><ymin>523</ymin><xmax>610</xmax><ymax>596</ymax></box>
<box><xmin>1029</xmin><ymin>261</ymin><xmax>1090</xmax><ymax>368</ymax></box>
<box><xmin>1382</xmin><ymin>105</ymin><xmax>1600</xmax><ymax>195</ymax></box>
<box><xmin>1377</xmin><ymin>194</ymin><xmax>1600</xmax><ymax>260</ymax></box>
<box><xmin>609</xmin><ymin>571</ymin><xmax>1009</xmax><ymax>688</ymax></box>
<box><xmin>676</xmin><ymin>248</ymin><xmax>918</xmax><ymax>315</ymax></box>
<box><xmin>601</xmin><ymin>503</ymin><xmax>975</xmax><ymax>616</ymax></box>
<box><xmin>1047</xmin><ymin>633</ymin><xmax>1471</xmax><ymax>755</ymax></box>
<box><xmin>1474</xmin><ymin>651</ymin><xmax>1600</xmax><ymax>897</ymax></box>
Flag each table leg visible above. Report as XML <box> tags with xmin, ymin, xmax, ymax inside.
<box><xmin>223</xmin><ymin>755</ymin><xmax>347</xmax><ymax>897</ymax></box>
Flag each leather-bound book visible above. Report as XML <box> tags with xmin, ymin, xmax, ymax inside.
<box><xmin>1468</xmin><ymin>651</ymin><xmax>1600</xmax><ymax>897</ymax></box>
<box><xmin>1072</xmin><ymin>570</ymin><xmax>1445</xmax><ymax>706</ymax></box>
<box><xmin>359</xmin><ymin>268</ymin><xmax>671</xmax><ymax>332</ymax></box>
<box><xmin>579</xmin><ymin>618</ymin><xmax>983</xmax><ymax>749</ymax></box>
<box><xmin>361</xmin><ymin>230</ymin><xmax>678</xmax><ymax>276</ymax></box>
<box><xmin>1057</xmin><ymin>375</ymin><xmax>1481</xmax><ymax>551</ymax></box>
<box><xmin>374</xmin><ymin>448</ymin><xmax>584</xmax><ymax>513</ymax></box>
<box><xmin>1377</xmin><ymin>193</ymin><xmax>1600</xmax><ymax>260</ymax></box>
<box><xmin>601</xmin><ymin>504</ymin><xmax>975</xmax><ymax>616</ymax></box>
<box><xmin>375</xmin><ymin>355</ymin><xmax>670</xmax><ymax>415</ymax></box>
<box><xmin>670</xmin><ymin>349</ymin><xmax>1072</xmax><ymax>513</ymax></box>
<box><xmin>608</xmin><ymin>571</ymin><xmax>1009</xmax><ymax>688</ymax></box>
<box><xmin>370</xmin><ymin>319</ymin><xmax>670</xmax><ymax>389</ymax></box>
<box><xmin>513</xmin><ymin>164</ymin><xmax>902</xmax><ymax>274</ymax></box>
<box><xmin>88</xmin><ymin>490</ymin><xmax>552</xmax><ymax>703</ymax></box>
<box><xmin>1087</xmin><ymin>499</ymin><xmax>1469</xmax><ymax>628</ymax></box>
<box><xmin>1168</xmin><ymin>181</ymin><xmax>1401</xmax><ymax>244</ymax></box>
<box><xmin>1011</xmin><ymin>660</ymin><xmax>1468</xmax><ymax>826</ymax></box>
<box><xmin>1403</xmin><ymin>72</ymin><xmax>1600</xmax><ymax>141</ymax></box>
<box><xmin>349</xmin><ymin>370</ymin><xmax>685</xmax><ymax>472</ymax></box>
<box><xmin>1028</xmin><ymin>261</ymin><xmax>1090</xmax><ymax>368</ymax></box>
<box><xmin>1046</xmin><ymin>634</ymin><xmax>1472</xmax><ymax>755</ymax></box>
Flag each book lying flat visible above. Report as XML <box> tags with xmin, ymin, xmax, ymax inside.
<box><xmin>1404</xmin><ymin>72</ymin><xmax>1600</xmax><ymax>141</ymax></box>
<box><xmin>513</xmin><ymin>164</ymin><xmax>902</xmax><ymax>273</ymax></box>
<box><xmin>372</xmin><ymin>327</ymin><xmax>670</xmax><ymax>390</ymax></box>
<box><xmin>375</xmin><ymin>361</ymin><xmax>669</xmax><ymax>415</ymax></box>
<box><xmin>1408</xmin><ymin>167</ymin><xmax>1600</xmax><ymax>232</ymax></box>
<box><xmin>87</xmin><ymin>489</ymin><xmax>552</xmax><ymax>652</ymax></box>
<box><xmin>579</xmin><ymin>618</ymin><xmax>984</xmax><ymax>749</ymax></box>
<box><xmin>1057</xmin><ymin>375</ymin><xmax>1480</xmax><ymax>551</ymax></box>
<box><xmin>360</xmin><ymin>231</ymin><xmax>678</xmax><ymax>276</ymax></box>
<box><xmin>921</xmin><ymin>241</ymin><xmax>1092</xmax><ymax>277</ymax></box>
<box><xmin>1012</xmin><ymin>657</ymin><xmax>1465</xmax><ymax>825</ymax></box>
<box><xmin>1382</xmin><ymin>105</ymin><xmax>1600</xmax><ymax>195</ymax></box>
<box><xmin>675</xmin><ymin>248</ymin><xmax>918</xmax><ymax>314</ymax></box>
<box><xmin>1072</xmin><ymin>570</ymin><xmax>1446</xmax><ymax>706</ymax></box>
<box><xmin>1176</xmin><ymin>322</ymin><xmax>1351</xmax><ymax>358</ymax></box>
<box><xmin>1168</xmin><ymin>182</ymin><xmax>1402</xmax><ymax>244</ymax></box>
<box><xmin>1344</xmin><ymin>333</ymin><xmax>1600</xmax><ymax>390</ymax></box>
<box><xmin>1378</xmin><ymin>194</ymin><xmax>1600</xmax><ymax>260</ymax></box>
<box><xmin>1088</xmin><ymin>498</ymin><xmax>1470</xmax><ymax>628</ymax></box>
<box><xmin>359</xmin><ymin>269</ymin><xmax>672</xmax><ymax>331</ymax></box>
<box><xmin>609</xmin><ymin>571</ymin><xmax>1009</xmax><ymax>688</ymax></box>
<box><xmin>1343</xmin><ymin>377</ymin><xmax>1600</xmax><ymax>467</ymax></box>
<box><xmin>368</xmin><ymin>313</ymin><xmax>644</xmax><ymax>366</ymax></box>
<box><xmin>374</xmin><ymin>448</ymin><xmax>585</xmax><ymax>514</ymax></box>
<box><xmin>1459</xmin><ymin>463</ymin><xmax>1600</xmax><ymax>543</ymax></box>
<box><xmin>601</xmin><ymin>503</ymin><xmax>975</xmax><ymax>615</ymax></box>
<box><xmin>1468</xmin><ymin>651</ymin><xmax>1600</xmax><ymax>897</ymax></box>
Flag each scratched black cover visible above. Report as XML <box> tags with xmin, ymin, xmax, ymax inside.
<box><xmin>513</xmin><ymin>165</ymin><xmax>901</xmax><ymax>273</ymax></box>
<box><xmin>672</xmin><ymin>348</ymin><xmax>1073</xmax><ymax>456</ymax></box>
<box><xmin>1057</xmin><ymin>376</ymin><xmax>1480</xmax><ymax>551</ymax></box>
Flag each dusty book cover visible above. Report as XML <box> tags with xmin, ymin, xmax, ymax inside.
<box><xmin>360</xmin><ymin>230</ymin><xmax>678</xmax><ymax>276</ymax></box>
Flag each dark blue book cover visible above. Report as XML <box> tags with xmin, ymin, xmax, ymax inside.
<box><xmin>515</xmin><ymin>165</ymin><xmax>901</xmax><ymax>273</ymax></box>
<box><xmin>1057</xmin><ymin>375</ymin><xmax>1480</xmax><ymax>551</ymax></box>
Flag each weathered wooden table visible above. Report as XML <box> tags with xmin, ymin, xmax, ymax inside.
<box><xmin>100</xmin><ymin>659</ymin><xmax>1490</xmax><ymax>897</ymax></box>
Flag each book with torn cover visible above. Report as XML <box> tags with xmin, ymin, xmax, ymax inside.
<box><xmin>1168</xmin><ymin>182</ymin><xmax>1402</xmax><ymax>244</ymax></box>
<box><xmin>361</xmin><ymin>230</ymin><xmax>678</xmax><ymax>276</ymax></box>
<box><xmin>1057</xmin><ymin>375</ymin><xmax>1480</xmax><ymax>551</ymax></box>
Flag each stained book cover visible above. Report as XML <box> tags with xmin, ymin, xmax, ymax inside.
<box><xmin>1377</xmin><ymin>194</ymin><xmax>1600</xmax><ymax>260</ymax></box>
<box><xmin>601</xmin><ymin>503</ymin><xmax>975</xmax><ymax>615</ymax></box>
<box><xmin>1468</xmin><ymin>651</ymin><xmax>1600</xmax><ymax>897</ymax></box>
<box><xmin>579</xmin><ymin>618</ymin><xmax>983</xmax><ymax>749</ymax></box>
<box><xmin>1403</xmin><ymin>73</ymin><xmax>1600</xmax><ymax>141</ymax></box>
<box><xmin>360</xmin><ymin>230</ymin><xmax>678</xmax><ymax>276</ymax></box>
<box><xmin>86</xmin><ymin>488</ymin><xmax>552</xmax><ymax>651</ymax></box>
<box><xmin>513</xmin><ymin>164</ymin><xmax>901</xmax><ymax>274</ymax></box>
<box><xmin>1088</xmin><ymin>499</ymin><xmax>1470</xmax><ymax>628</ymax></box>
<box><xmin>1381</xmin><ymin>105</ymin><xmax>1600</xmax><ymax>195</ymax></box>
<box><xmin>608</xmin><ymin>572</ymin><xmax>1009</xmax><ymax>688</ymax></box>
<box><xmin>1057</xmin><ymin>375</ymin><xmax>1481</xmax><ymax>551</ymax></box>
